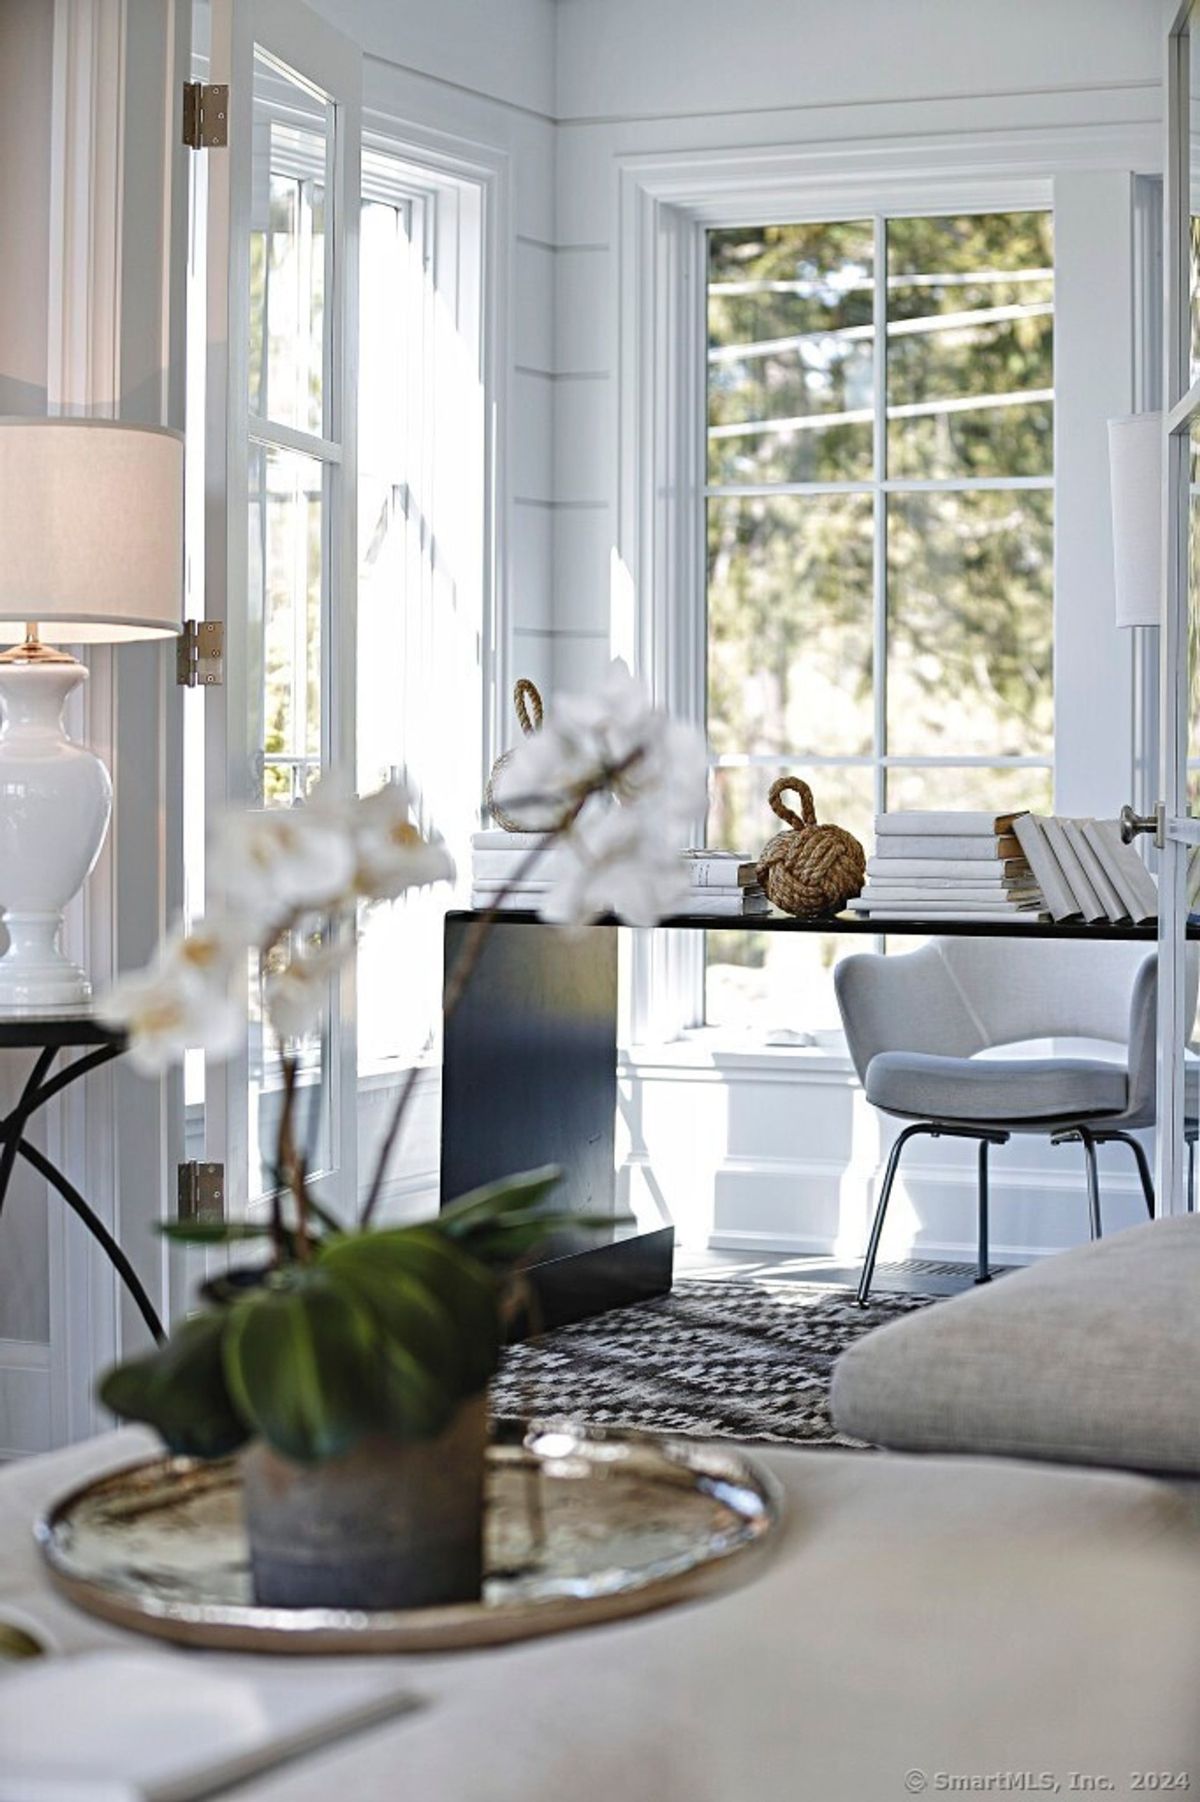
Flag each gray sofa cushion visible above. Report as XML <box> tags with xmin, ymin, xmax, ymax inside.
<box><xmin>864</xmin><ymin>1048</ymin><xmax>1128</xmax><ymax>1123</ymax></box>
<box><xmin>830</xmin><ymin>1215</ymin><xmax>1200</xmax><ymax>1475</ymax></box>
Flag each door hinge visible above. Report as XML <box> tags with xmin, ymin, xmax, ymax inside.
<box><xmin>177</xmin><ymin>1161</ymin><xmax>225</xmax><ymax>1224</ymax></box>
<box><xmin>176</xmin><ymin>619</ymin><xmax>224</xmax><ymax>687</ymax></box>
<box><xmin>182</xmin><ymin>81</ymin><xmax>229</xmax><ymax>150</ymax></box>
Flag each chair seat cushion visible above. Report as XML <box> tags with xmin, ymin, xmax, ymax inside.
<box><xmin>864</xmin><ymin>1048</ymin><xmax>1128</xmax><ymax>1123</ymax></box>
<box><xmin>831</xmin><ymin>1215</ymin><xmax>1200</xmax><ymax>1475</ymax></box>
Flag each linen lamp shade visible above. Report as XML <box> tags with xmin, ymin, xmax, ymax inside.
<box><xmin>0</xmin><ymin>418</ymin><xmax>184</xmax><ymax>643</ymax></box>
<box><xmin>1108</xmin><ymin>411</ymin><xmax>1163</xmax><ymax>631</ymax></box>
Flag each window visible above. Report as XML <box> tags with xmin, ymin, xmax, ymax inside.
<box><xmin>355</xmin><ymin>147</ymin><xmax>486</xmax><ymax>1103</ymax></box>
<box><xmin>704</xmin><ymin>210</ymin><xmax>1054</xmax><ymax>1029</ymax></box>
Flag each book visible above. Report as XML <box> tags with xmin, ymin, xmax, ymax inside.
<box><xmin>1041</xmin><ymin>817</ymin><xmax>1107</xmax><ymax>924</ymax></box>
<box><xmin>873</xmin><ymin>834</ymin><xmax>1023</xmax><ymax>861</ymax></box>
<box><xmin>471</xmin><ymin>847</ymin><xmax>571</xmax><ymax>879</ymax></box>
<box><xmin>873</xmin><ymin>810</ymin><xmax>1026</xmax><ymax>837</ymax></box>
<box><xmin>850</xmin><ymin>906</ymin><xmax>1051</xmax><ymax>923</ymax></box>
<box><xmin>675</xmin><ymin>893</ymin><xmax>771</xmax><ymax>917</ymax></box>
<box><xmin>848</xmin><ymin>897</ymin><xmax>1045</xmax><ymax>915</ymax></box>
<box><xmin>1063</xmin><ymin>819</ymin><xmax>1128</xmax><ymax>924</ymax></box>
<box><xmin>855</xmin><ymin>883</ymin><xmax>1041</xmax><ymax>904</ymax></box>
<box><xmin>864</xmin><ymin>857</ymin><xmax>1031</xmax><ymax>881</ymax></box>
<box><xmin>471</xmin><ymin>829</ymin><xmax>551</xmax><ymax>850</ymax></box>
<box><xmin>470</xmin><ymin>893</ymin><xmax>545</xmax><ymax>912</ymax></box>
<box><xmin>0</xmin><ymin>1649</ymin><xmax>418</xmax><ymax>1802</ymax></box>
<box><xmin>1082</xmin><ymin>820</ymin><xmax>1158</xmax><ymax>924</ymax></box>
<box><xmin>681</xmin><ymin>852</ymin><xmax>758</xmax><ymax>889</ymax></box>
<box><xmin>1012</xmin><ymin>815</ymin><xmax>1081</xmax><ymax>922</ymax></box>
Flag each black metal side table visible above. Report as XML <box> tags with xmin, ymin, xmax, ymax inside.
<box><xmin>0</xmin><ymin>1018</ymin><xmax>164</xmax><ymax>1344</ymax></box>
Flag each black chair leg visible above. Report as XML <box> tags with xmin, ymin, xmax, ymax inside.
<box><xmin>1078</xmin><ymin>1127</ymin><xmax>1103</xmax><ymax>1241</ymax></box>
<box><xmin>857</xmin><ymin>1123</ymin><xmax>925</xmax><ymax>1308</ymax></box>
<box><xmin>1099</xmin><ymin>1130</ymin><xmax>1155</xmax><ymax>1222</ymax></box>
<box><xmin>975</xmin><ymin>1138</ymin><xmax>991</xmax><ymax>1284</ymax></box>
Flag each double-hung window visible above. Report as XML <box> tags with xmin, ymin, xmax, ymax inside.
<box><xmin>704</xmin><ymin>210</ymin><xmax>1055</xmax><ymax>1029</ymax></box>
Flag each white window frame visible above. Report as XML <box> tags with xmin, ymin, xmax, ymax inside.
<box><xmin>616</xmin><ymin>133</ymin><xmax>1156</xmax><ymax>1047</ymax></box>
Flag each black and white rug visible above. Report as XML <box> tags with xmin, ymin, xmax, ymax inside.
<box><xmin>491</xmin><ymin>1279</ymin><xmax>937</xmax><ymax>1450</ymax></box>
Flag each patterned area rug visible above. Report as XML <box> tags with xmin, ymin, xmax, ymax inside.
<box><xmin>491</xmin><ymin>1279</ymin><xmax>937</xmax><ymax>1449</ymax></box>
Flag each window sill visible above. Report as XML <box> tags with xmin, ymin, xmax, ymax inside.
<box><xmin>620</xmin><ymin>1027</ymin><xmax>856</xmax><ymax>1080</ymax></box>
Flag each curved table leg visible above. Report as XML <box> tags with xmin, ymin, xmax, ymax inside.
<box><xmin>17</xmin><ymin>1139</ymin><xmax>164</xmax><ymax>1344</ymax></box>
<box><xmin>0</xmin><ymin>1047</ymin><xmax>57</xmax><ymax>1216</ymax></box>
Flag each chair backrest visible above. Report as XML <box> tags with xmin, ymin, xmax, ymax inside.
<box><xmin>934</xmin><ymin>936</ymin><xmax>1149</xmax><ymax>1047</ymax></box>
<box><xmin>834</xmin><ymin>936</ymin><xmax>1154</xmax><ymax>1085</ymax></box>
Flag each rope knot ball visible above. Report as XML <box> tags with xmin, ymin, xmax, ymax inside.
<box><xmin>756</xmin><ymin>777</ymin><xmax>866</xmax><ymax>918</ymax></box>
<box><xmin>485</xmin><ymin>678</ymin><xmax>545</xmax><ymax>833</ymax></box>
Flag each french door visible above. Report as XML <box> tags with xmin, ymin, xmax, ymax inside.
<box><xmin>199</xmin><ymin>0</ymin><xmax>361</xmax><ymax>1225</ymax></box>
<box><xmin>1157</xmin><ymin>4</ymin><xmax>1200</xmax><ymax>1215</ymax></box>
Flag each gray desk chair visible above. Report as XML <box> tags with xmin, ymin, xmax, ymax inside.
<box><xmin>835</xmin><ymin>938</ymin><xmax>1168</xmax><ymax>1306</ymax></box>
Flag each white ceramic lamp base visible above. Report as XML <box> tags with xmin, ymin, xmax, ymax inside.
<box><xmin>0</xmin><ymin>662</ymin><xmax>112</xmax><ymax>1013</ymax></box>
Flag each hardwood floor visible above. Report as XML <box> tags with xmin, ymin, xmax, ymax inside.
<box><xmin>674</xmin><ymin>1248</ymin><xmax>1002</xmax><ymax>1298</ymax></box>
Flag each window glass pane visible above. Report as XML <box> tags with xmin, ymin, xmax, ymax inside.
<box><xmin>248</xmin><ymin>938</ymin><xmax>332</xmax><ymax>1207</ymax></box>
<box><xmin>249</xmin><ymin>51</ymin><xmax>330</xmax><ymax>437</ymax></box>
<box><xmin>886</xmin><ymin>212</ymin><xmax>1053</xmax><ymax>480</ymax></box>
<box><xmin>1181</xmin><ymin>430</ymin><xmax>1189</xmax><ymax>789</ymax></box>
<box><xmin>885</xmin><ymin>764</ymin><xmax>1053</xmax><ymax>815</ymax></box>
<box><xmin>707</xmin><ymin>494</ymin><xmax>873</xmax><ymax>760</ymax></box>
<box><xmin>886</xmin><ymin>488</ymin><xmax>1053</xmax><ymax>758</ymax></box>
<box><xmin>1191</xmin><ymin>25</ymin><xmax>1200</xmax><ymax>384</ymax></box>
<box><xmin>707</xmin><ymin>222</ymin><xmax>874</xmax><ymax>486</ymax></box>
<box><xmin>355</xmin><ymin>162</ymin><xmax>485</xmax><ymax>1106</ymax></box>
<box><xmin>249</xmin><ymin>442</ymin><xmax>324</xmax><ymax>807</ymax></box>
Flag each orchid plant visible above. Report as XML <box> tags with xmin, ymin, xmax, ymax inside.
<box><xmin>97</xmin><ymin>662</ymin><xmax>708</xmax><ymax>1466</ymax></box>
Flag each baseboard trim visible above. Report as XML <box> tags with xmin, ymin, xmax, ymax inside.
<box><xmin>706</xmin><ymin>1229</ymin><xmax>1071</xmax><ymax>1266</ymax></box>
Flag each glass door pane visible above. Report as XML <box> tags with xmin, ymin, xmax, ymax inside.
<box><xmin>203</xmin><ymin>0</ymin><xmax>360</xmax><ymax>1225</ymax></box>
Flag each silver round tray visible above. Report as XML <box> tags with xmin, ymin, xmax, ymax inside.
<box><xmin>36</xmin><ymin>1422</ymin><xmax>783</xmax><ymax>1653</ymax></box>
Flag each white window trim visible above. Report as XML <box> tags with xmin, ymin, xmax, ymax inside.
<box><xmin>615</xmin><ymin>123</ymin><xmax>1159</xmax><ymax>1051</ymax></box>
<box><xmin>361</xmin><ymin>101</ymin><xmax>514</xmax><ymax>786</ymax></box>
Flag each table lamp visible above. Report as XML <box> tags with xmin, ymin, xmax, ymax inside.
<box><xmin>0</xmin><ymin>418</ymin><xmax>184</xmax><ymax>1011</ymax></box>
<box><xmin>1108</xmin><ymin>411</ymin><xmax>1163</xmax><ymax>629</ymax></box>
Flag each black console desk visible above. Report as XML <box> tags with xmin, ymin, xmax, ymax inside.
<box><xmin>0</xmin><ymin>1017</ymin><xmax>163</xmax><ymax>1343</ymax></box>
<box><xmin>440</xmin><ymin>909</ymin><xmax>1182</xmax><ymax>1328</ymax></box>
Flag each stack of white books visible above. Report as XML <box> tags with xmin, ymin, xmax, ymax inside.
<box><xmin>469</xmin><ymin>835</ymin><xmax>772</xmax><ymax>916</ymax></box>
<box><xmin>1013</xmin><ymin>814</ymin><xmax>1159</xmax><ymax>924</ymax></box>
<box><xmin>848</xmin><ymin>811</ymin><xmax>1051</xmax><ymax>923</ymax></box>
<box><xmin>677</xmin><ymin>850</ymin><xmax>770</xmax><ymax>918</ymax></box>
<box><xmin>470</xmin><ymin>830</ymin><xmax>565</xmax><ymax>911</ymax></box>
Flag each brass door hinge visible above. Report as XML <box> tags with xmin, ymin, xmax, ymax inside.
<box><xmin>176</xmin><ymin>619</ymin><xmax>224</xmax><ymax>687</ymax></box>
<box><xmin>182</xmin><ymin>82</ymin><xmax>229</xmax><ymax>150</ymax></box>
<box><xmin>178</xmin><ymin>1162</ymin><xmax>225</xmax><ymax>1224</ymax></box>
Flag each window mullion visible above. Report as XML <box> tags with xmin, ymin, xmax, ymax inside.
<box><xmin>872</xmin><ymin>212</ymin><xmax>888</xmax><ymax>822</ymax></box>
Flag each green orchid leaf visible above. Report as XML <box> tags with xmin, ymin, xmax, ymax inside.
<box><xmin>319</xmin><ymin>1238</ymin><xmax>460</xmax><ymax>1375</ymax></box>
<box><xmin>436</xmin><ymin>1166</ymin><xmax>563</xmax><ymax>1232</ymax></box>
<box><xmin>374</xmin><ymin>1337</ymin><xmax>459</xmax><ymax>1440</ymax></box>
<box><xmin>157</xmin><ymin>1220</ymin><xmax>276</xmax><ymax>1246</ymax></box>
<box><xmin>349</xmin><ymin>1226</ymin><xmax>501</xmax><ymax>1394</ymax></box>
<box><xmin>220</xmin><ymin>1273</ymin><xmax>382</xmax><ymax>1464</ymax></box>
<box><xmin>98</xmin><ymin>1313</ymin><xmax>249</xmax><ymax>1459</ymax></box>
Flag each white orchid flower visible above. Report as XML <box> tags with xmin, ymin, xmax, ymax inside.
<box><xmin>96</xmin><ymin>959</ymin><xmax>243</xmax><ymax>1076</ymax></box>
<box><xmin>351</xmin><ymin>783</ymin><xmax>456</xmax><ymax>901</ymax></box>
<box><xmin>158</xmin><ymin>916</ymin><xmax>249</xmax><ymax>985</ymax></box>
<box><xmin>538</xmin><ymin>804</ymin><xmax>691</xmax><ymax>928</ymax></box>
<box><xmin>265</xmin><ymin>940</ymin><xmax>352</xmax><ymax>1043</ymax></box>
<box><xmin>209</xmin><ymin>807</ymin><xmax>357</xmax><ymax>929</ymax></box>
<box><xmin>491</xmin><ymin>661</ymin><xmax>708</xmax><ymax>832</ymax></box>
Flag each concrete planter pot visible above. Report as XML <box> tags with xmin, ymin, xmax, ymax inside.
<box><xmin>240</xmin><ymin>1393</ymin><xmax>488</xmax><ymax>1610</ymax></box>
